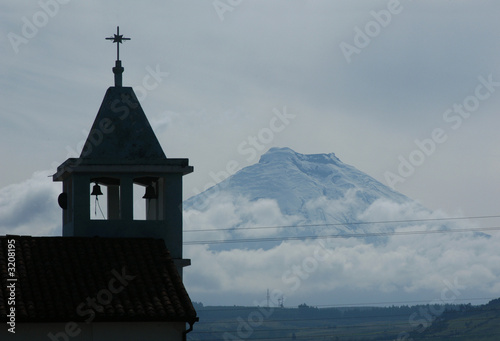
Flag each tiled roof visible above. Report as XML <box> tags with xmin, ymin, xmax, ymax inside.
<box><xmin>0</xmin><ymin>236</ymin><xmax>197</xmax><ymax>323</ymax></box>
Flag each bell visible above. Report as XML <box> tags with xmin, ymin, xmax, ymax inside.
<box><xmin>91</xmin><ymin>183</ymin><xmax>103</xmax><ymax>196</ymax></box>
<box><xmin>58</xmin><ymin>193</ymin><xmax>68</xmax><ymax>210</ymax></box>
<box><xmin>143</xmin><ymin>184</ymin><xmax>157</xmax><ymax>199</ymax></box>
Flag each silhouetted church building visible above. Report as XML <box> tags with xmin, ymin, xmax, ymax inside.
<box><xmin>0</xmin><ymin>28</ymin><xmax>198</xmax><ymax>340</ymax></box>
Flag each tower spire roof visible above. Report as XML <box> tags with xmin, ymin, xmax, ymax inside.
<box><xmin>79</xmin><ymin>86</ymin><xmax>167</xmax><ymax>162</ymax></box>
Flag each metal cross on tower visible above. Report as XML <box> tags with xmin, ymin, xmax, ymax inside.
<box><xmin>105</xmin><ymin>26</ymin><xmax>130</xmax><ymax>87</ymax></box>
<box><xmin>106</xmin><ymin>26</ymin><xmax>130</xmax><ymax>61</ymax></box>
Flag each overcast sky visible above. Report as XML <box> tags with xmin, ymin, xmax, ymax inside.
<box><xmin>2</xmin><ymin>1</ymin><xmax>500</xmax><ymax>307</ymax></box>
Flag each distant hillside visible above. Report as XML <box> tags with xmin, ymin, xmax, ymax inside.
<box><xmin>187</xmin><ymin>302</ymin><xmax>477</xmax><ymax>340</ymax></box>
<box><xmin>409</xmin><ymin>298</ymin><xmax>500</xmax><ymax>340</ymax></box>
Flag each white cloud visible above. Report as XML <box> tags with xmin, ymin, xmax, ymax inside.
<box><xmin>183</xmin><ymin>192</ymin><xmax>500</xmax><ymax>306</ymax></box>
<box><xmin>185</xmin><ymin>230</ymin><xmax>500</xmax><ymax>306</ymax></box>
<box><xmin>184</xmin><ymin>193</ymin><xmax>301</xmax><ymax>241</ymax></box>
<box><xmin>0</xmin><ymin>170</ymin><xmax>61</xmax><ymax>236</ymax></box>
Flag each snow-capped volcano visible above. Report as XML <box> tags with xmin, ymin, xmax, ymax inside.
<box><xmin>191</xmin><ymin>147</ymin><xmax>412</xmax><ymax>215</ymax></box>
<box><xmin>182</xmin><ymin>148</ymin><xmax>498</xmax><ymax>306</ymax></box>
<box><xmin>184</xmin><ymin>147</ymin><xmax>431</xmax><ymax>248</ymax></box>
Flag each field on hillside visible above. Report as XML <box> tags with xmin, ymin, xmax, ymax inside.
<box><xmin>187</xmin><ymin>303</ymin><xmax>469</xmax><ymax>340</ymax></box>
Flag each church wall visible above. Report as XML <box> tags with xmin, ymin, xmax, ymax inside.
<box><xmin>2</xmin><ymin>321</ymin><xmax>185</xmax><ymax>341</ymax></box>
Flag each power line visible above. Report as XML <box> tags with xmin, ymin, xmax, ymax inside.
<box><xmin>184</xmin><ymin>225</ymin><xmax>500</xmax><ymax>245</ymax></box>
<box><xmin>183</xmin><ymin>214</ymin><xmax>500</xmax><ymax>234</ymax></box>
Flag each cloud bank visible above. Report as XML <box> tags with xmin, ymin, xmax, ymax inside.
<box><xmin>0</xmin><ymin>170</ymin><xmax>60</xmax><ymax>236</ymax></box>
<box><xmin>1</xmin><ymin>171</ymin><xmax>498</xmax><ymax>307</ymax></box>
<box><xmin>183</xmin><ymin>191</ymin><xmax>500</xmax><ymax>306</ymax></box>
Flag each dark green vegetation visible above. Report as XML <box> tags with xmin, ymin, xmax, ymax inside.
<box><xmin>187</xmin><ymin>300</ymin><xmax>500</xmax><ymax>340</ymax></box>
<box><xmin>409</xmin><ymin>298</ymin><xmax>500</xmax><ymax>340</ymax></box>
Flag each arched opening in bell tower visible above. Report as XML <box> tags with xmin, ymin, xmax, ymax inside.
<box><xmin>90</xmin><ymin>177</ymin><xmax>121</xmax><ymax>220</ymax></box>
<box><xmin>133</xmin><ymin>177</ymin><xmax>162</xmax><ymax>221</ymax></box>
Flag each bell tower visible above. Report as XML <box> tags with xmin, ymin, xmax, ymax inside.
<box><xmin>53</xmin><ymin>27</ymin><xmax>193</xmax><ymax>273</ymax></box>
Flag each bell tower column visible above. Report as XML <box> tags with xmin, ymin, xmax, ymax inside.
<box><xmin>121</xmin><ymin>177</ymin><xmax>134</xmax><ymax>221</ymax></box>
<box><xmin>163</xmin><ymin>174</ymin><xmax>183</xmax><ymax>260</ymax></box>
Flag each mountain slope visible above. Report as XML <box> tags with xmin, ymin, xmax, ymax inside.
<box><xmin>184</xmin><ymin>148</ymin><xmax>433</xmax><ymax>249</ymax></box>
<box><xmin>409</xmin><ymin>298</ymin><xmax>500</xmax><ymax>340</ymax></box>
